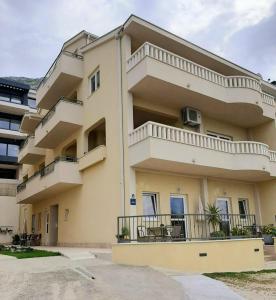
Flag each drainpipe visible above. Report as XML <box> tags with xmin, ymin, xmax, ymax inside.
<box><xmin>116</xmin><ymin>26</ymin><xmax>126</xmax><ymax>217</ymax></box>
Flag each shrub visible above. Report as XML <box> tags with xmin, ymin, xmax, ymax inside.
<box><xmin>231</xmin><ymin>226</ymin><xmax>249</xmax><ymax>236</ymax></box>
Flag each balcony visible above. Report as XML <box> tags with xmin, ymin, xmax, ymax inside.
<box><xmin>18</xmin><ymin>136</ymin><xmax>45</xmax><ymax>164</ymax></box>
<box><xmin>79</xmin><ymin>145</ymin><xmax>107</xmax><ymax>171</ymax></box>
<box><xmin>127</xmin><ymin>43</ymin><xmax>275</xmax><ymax>126</ymax></box>
<box><xmin>20</xmin><ymin>112</ymin><xmax>42</xmax><ymax>134</ymax></box>
<box><xmin>37</xmin><ymin>51</ymin><xmax>84</xmax><ymax>109</ymax></box>
<box><xmin>17</xmin><ymin>156</ymin><xmax>82</xmax><ymax>204</ymax></box>
<box><xmin>129</xmin><ymin>122</ymin><xmax>276</xmax><ymax>181</ymax></box>
<box><xmin>34</xmin><ymin>97</ymin><xmax>83</xmax><ymax>149</ymax></box>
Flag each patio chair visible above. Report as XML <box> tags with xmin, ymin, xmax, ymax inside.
<box><xmin>137</xmin><ymin>226</ymin><xmax>150</xmax><ymax>242</ymax></box>
<box><xmin>166</xmin><ymin>225</ymin><xmax>182</xmax><ymax>241</ymax></box>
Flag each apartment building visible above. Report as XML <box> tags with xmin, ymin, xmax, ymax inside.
<box><xmin>0</xmin><ymin>78</ymin><xmax>36</xmax><ymax>243</ymax></box>
<box><xmin>17</xmin><ymin>15</ymin><xmax>276</xmax><ymax>268</ymax></box>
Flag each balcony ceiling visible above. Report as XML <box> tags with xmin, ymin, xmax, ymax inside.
<box><xmin>124</xmin><ymin>19</ymin><xmax>258</xmax><ymax>78</ymax></box>
<box><xmin>131</xmin><ymin>76</ymin><xmax>270</xmax><ymax>128</ymax></box>
<box><xmin>133</xmin><ymin>158</ymin><xmax>272</xmax><ymax>183</ymax></box>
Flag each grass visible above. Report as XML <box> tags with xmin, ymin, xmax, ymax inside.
<box><xmin>0</xmin><ymin>249</ymin><xmax>61</xmax><ymax>259</ymax></box>
<box><xmin>204</xmin><ymin>269</ymin><xmax>276</xmax><ymax>282</ymax></box>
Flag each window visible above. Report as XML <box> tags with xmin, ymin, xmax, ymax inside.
<box><xmin>0</xmin><ymin>118</ymin><xmax>10</xmax><ymax>130</ymax></box>
<box><xmin>10</xmin><ymin>96</ymin><xmax>22</xmax><ymax>104</ymax></box>
<box><xmin>28</xmin><ymin>98</ymin><xmax>36</xmax><ymax>108</ymax></box>
<box><xmin>0</xmin><ymin>94</ymin><xmax>10</xmax><ymax>102</ymax></box>
<box><xmin>10</xmin><ymin>120</ymin><xmax>20</xmax><ymax>131</ymax></box>
<box><xmin>31</xmin><ymin>214</ymin><xmax>36</xmax><ymax>233</ymax></box>
<box><xmin>37</xmin><ymin>213</ymin><xmax>42</xmax><ymax>231</ymax></box>
<box><xmin>90</xmin><ymin>69</ymin><xmax>100</xmax><ymax>93</ymax></box>
<box><xmin>142</xmin><ymin>192</ymin><xmax>159</xmax><ymax>216</ymax></box>
<box><xmin>0</xmin><ymin>117</ymin><xmax>20</xmax><ymax>131</ymax></box>
<box><xmin>7</xmin><ymin>144</ymin><xmax>19</xmax><ymax>157</ymax></box>
<box><xmin>207</xmin><ymin>131</ymin><xmax>232</xmax><ymax>141</ymax></box>
<box><xmin>0</xmin><ymin>142</ymin><xmax>19</xmax><ymax>157</ymax></box>
<box><xmin>0</xmin><ymin>143</ymin><xmax>7</xmax><ymax>156</ymax></box>
<box><xmin>238</xmin><ymin>199</ymin><xmax>248</xmax><ymax>219</ymax></box>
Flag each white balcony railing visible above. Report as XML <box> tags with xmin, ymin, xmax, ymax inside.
<box><xmin>129</xmin><ymin>121</ymin><xmax>275</xmax><ymax>160</ymax></box>
<box><xmin>261</xmin><ymin>92</ymin><xmax>275</xmax><ymax>106</ymax></box>
<box><xmin>269</xmin><ymin>150</ymin><xmax>276</xmax><ymax>162</ymax></box>
<box><xmin>127</xmin><ymin>42</ymin><xmax>275</xmax><ymax>107</ymax></box>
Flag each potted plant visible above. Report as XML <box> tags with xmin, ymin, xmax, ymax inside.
<box><xmin>205</xmin><ymin>204</ymin><xmax>223</xmax><ymax>239</ymax></box>
<box><xmin>12</xmin><ymin>234</ymin><xmax>20</xmax><ymax>245</ymax></box>
<box><xmin>231</xmin><ymin>226</ymin><xmax>250</xmax><ymax>239</ymax></box>
<box><xmin>116</xmin><ymin>226</ymin><xmax>130</xmax><ymax>243</ymax></box>
<box><xmin>262</xmin><ymin>224</ymin><xmax>274</xmax><ymax>245</ymax></box>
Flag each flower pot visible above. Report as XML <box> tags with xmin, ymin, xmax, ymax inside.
<box><xmin>263</xmin><ymin>234</ymin><xmax>273</xmax><ymax>245</ymax></box>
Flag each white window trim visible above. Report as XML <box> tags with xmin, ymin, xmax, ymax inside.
<box><xmin>89</xmin><ymin>69</ymin><xmax>100</xmax><ymax>94</ymax></box>
<box><xmin>142</xmin><ymin>192</ymin><xmax>159</xmax><ymax>218</ymax></box>
<box><xmin>207</xmin><ymin>130</ymin><xmax>233</xmax><ymax>141</ymax></box>
<box><xmin>238</xmin><ymin>198</ymin><xmax>249</xmax><ymax>217</ymax></box>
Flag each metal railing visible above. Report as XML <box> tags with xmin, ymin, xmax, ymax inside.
<box><xmin>36</xmin><ymin>97</ymin><xmax>83</xmax><ymax>129</ymax></box>
<box><xmin>38</xmin><ymin>50</ymin><xmax>83</xmax><ymax>89</ymax></box>
<box><xmin>17</xmin><ymin>156</ymin><xmax>78</xmax><ymax>193</ymax></box>
<box><xmin>19</xmin><ymin>135</ymin><xmax>34</xmax><ymax>150</ymax></box>
<box><xmin>117</xmin><ymin>213</ymin><xmax>257</xmax><ymax>243</ymax></box>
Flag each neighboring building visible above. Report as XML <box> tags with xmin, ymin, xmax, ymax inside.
<box><xmin>0</xmin><ymin>78</ymin><xmax>36</xmax><ymax>243</ymax></box>
<box><xmin>17</xmin><ymin>14</ymin><xmax>276</xmax><ymax>264</ymax></box>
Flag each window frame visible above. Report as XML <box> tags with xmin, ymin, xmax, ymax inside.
<box><xmin>207</xmin><ymin>131</ymin><xmax>233</xmax><ymax>141</ymax></box>
<box><xmin>142</xmin><ymin>192</ymin><xmax>159</xmax><ymax>218</ymax></box>
<box><xmin>238</xmin><ymin>198</ymin><xmax>249</xmax><ymax>219</ymax></box>
<box><xmin>89</xmin><ymin>69</ymin><xmax>100</xmax><ymax>94</ymax></box>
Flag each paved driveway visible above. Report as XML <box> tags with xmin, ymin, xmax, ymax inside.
<box><xmin>0</xmin><ymin>253</ymin><xmax>185</xmax><ymax>300</ymax></box>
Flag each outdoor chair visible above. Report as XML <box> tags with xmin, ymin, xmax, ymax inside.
<box><xmin>166</xmin><ymin>225</ymin><xmax>182</xmax><ymax>241</ymax></box>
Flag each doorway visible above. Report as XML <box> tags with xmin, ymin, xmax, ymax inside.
<box><xmin>170</xmin><ymin>194</ymin><xmax>187</xmax><ymax>239</ymax></box>
<box><xmin>49</xmin><ymin>205</ymin><xmax>59</xmax><ymax>246</ymax></box>
<box><xmin>216</xmin><ymin>197</ymin><xmax>231</xmax><ymax>236</ymax></box>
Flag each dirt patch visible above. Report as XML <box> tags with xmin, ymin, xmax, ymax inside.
<box><xmin>208</xmin><ymin>271</ymin><xmax>276</xmax><ymax>300</ymax></box>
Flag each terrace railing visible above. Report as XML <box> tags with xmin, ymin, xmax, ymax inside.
<box><xmin>127</xmin><ymin>42</ymin><xmax>275</xmax><ymax>107</ymax></box>
<box><xmin>38</xmin><ymin>50</ymin><xmax>83</xmax><ymax>89</ymax></box>
<box><xmin>129</xmin><ymin>121</ymin><xmax>273</xmax><ymax>159</ymax></box>
<box><xmin>17</xmin><ymin>156</ymin><xmax>78</xmax><ymax>193</ymax></box>
<box><xmin>117</xmin><ymin>213</ymin><xmax>257</xmax><ymax>243</ymax></box>
<box><xmin>35</xmin><ymin>97</ymin><xmax>83</xmax><ymax>129</ymax></box>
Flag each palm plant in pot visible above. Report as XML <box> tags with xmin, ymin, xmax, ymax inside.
<box><xmin>205</xmin><ymin>204</ymin><xmax>225</xmax><ymax>239</ymax></box>
<box><xmin>116</xmin><ymin>226</ymin><xmax>130</xmax><ymax>242</ymax></box>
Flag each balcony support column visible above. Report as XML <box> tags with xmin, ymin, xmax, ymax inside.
<box><xmin>200</xmin><ymin>177</ymin><xmax>208</xmax><ymax>208</ymax></box>
<box><xmin>253</xmin><ymin>184</ymin><xmax>262</xmax><ymax>225</ymax></box>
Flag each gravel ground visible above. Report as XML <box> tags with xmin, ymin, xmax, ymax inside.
<box><xmin>215</xmin><ymin>272</ymin><xmax>276</xmax><ymax>300</ymax></box>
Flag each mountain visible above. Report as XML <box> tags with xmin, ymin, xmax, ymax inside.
<box><xmin>1</xmin><ymin>77</ymin><xmax>43</xmax><ymax>90</ymax></box>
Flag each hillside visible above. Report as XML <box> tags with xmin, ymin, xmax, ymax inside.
<box><xmin>1</xmin><ymin>77</ymin><xmax>42</xmax><ymax>90</ymax></box>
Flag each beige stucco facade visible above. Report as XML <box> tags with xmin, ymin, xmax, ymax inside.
<box><xmin>17</xmin><ymin>15</ymin><xmax>276</xmax><ymax>269</ymax></box>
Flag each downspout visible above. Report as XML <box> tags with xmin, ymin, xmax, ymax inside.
<box><xmin>116</xmin><ymin>26</ymin><xmax>126</xmax><ymax>217</ymax></box>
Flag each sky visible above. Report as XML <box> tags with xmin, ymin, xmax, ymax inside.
<box><xmin>1</xmin><ymin>0</ymin><xmax>276</xmax><ymax>81</ymax></box>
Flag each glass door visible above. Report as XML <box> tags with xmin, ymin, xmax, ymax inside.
<box><xmin>170</xmin><ymin>195</ymin><xmax>187</xmax><ymax>240</ymax></box>
<box><xmin>216</xmin><ymin>198</ymin><xmax>231</xmax><ymax>236</ymax></box>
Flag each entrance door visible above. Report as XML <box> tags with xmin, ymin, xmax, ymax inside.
<box><xmin>44</xmin><ymin>211</ymin><xmax>50</xmax><ymax>245</ymax></box>
<box><xmin>49</xmin><ymin>205</ymin><xmax>59</xmax><ymax>246</ymax></box>
<box><xmin>170</xmin><ymin>195</ymin><xmax>187</xmax><ymax>240</ymax></box>
<box><xmin>216</xmin><ymin>198</ymin><xmax>231</xmax><ymax>235</ymax></box>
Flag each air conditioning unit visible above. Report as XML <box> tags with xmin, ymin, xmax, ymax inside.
<box><xmin>182</xmin><ymin>107</ymin><xmax>202</xmax><ymax>126</ymax></box>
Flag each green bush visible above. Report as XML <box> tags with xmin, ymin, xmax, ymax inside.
<box><xmin>231</xmin><ymin>226</ymin><xmax>249</xmax><ymax>236</ymax></box>
<box><xmin>210</xmin><ymin>230</ymin><xmax>225</xmax><ymax>239</ymax></box>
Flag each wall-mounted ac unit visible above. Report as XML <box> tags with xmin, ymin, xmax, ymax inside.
<box><xmin>182</xmin><ymin>107</ymin><xmax>202</xmax><ymax>126</ymax></box>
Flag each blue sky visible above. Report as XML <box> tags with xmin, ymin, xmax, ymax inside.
<box><xmin>1</xmin><ymin>0</ymin><xmax>276</xmax><ymax>81</ymax></box>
